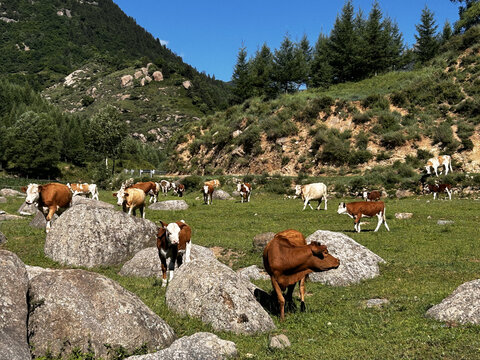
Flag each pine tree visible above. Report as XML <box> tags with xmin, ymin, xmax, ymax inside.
<box><xmin>363</xmin><ymin>1</ymin><xmax>385</xmax><ymax>76</ymax></box>
<box><xmin>299</xmin><ymin>34</ymin><xmax>313</xmax><ymax>86</ymax></box>
<box><xmin>273</xmin><ymin>34</ymin><xmax>306</xmax><ymax>93</ymax></box>
<box><xmin>441</xmin><ymin>20</ymin><xmax>453</xmax><ymax>44</ymax></box>
<box><xmin>414</xmin><ymin>6</ymin><xmax>439</xmax><ymax>64</ymax></box>
<box><xmin>383</xmin><ymin>19</ymin><xmax>404</xmax><ymax>71</ymax></box>
<box><xmin>231</xmin><ymin>44</ymin><xmax>252</xmax><ymax>103</ymax></box>
<box><xmin>310</xmin><ymin>33</ymin><xmax>333</xmax><ymax>88</ymax></box>
<box><xmin>250</xmin><ymin>43</ymin><xmax>275</xmax><ymax>98</ymax></box>
<box><xmin>450</xmin><ymin>0</ymin><xmax>480</xmax><ymax>32</ymax></box>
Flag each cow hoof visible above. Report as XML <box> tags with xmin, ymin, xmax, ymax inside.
<box><xmin>300</xmin><ymin>302</ymin><xmax>306</xmax><ymax>312</ymax></box>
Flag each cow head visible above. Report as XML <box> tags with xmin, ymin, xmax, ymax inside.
<box><xmin>310</xmin><ymin>241</ymin><xmax>340</xmax><ymax>269</ymax></box>
<box><xmin>165</xmin><ymin>222</ymin><xmax>181</xmax><ymax>245</ymax></box>
<box><xmin>337</xmin><ymin>202</ymin><xmax>347</xmax><ymax>214</ymax></box>
<box><xmin>23</xmin><ymin>184</ymin><xmax>41</xmax><ymax>205</ymax></box>
<box><xmin>237</xmin><ymin>183</ymin><xmax>242</xmax><ymax>192</ymax></box>
<box><xmin>294</xmin><ymin>185</ymin><xmax>302</xmax><ymax>197</ymax></box>
<box><xmin>113</xmin><ymin>186</ymin><xmax>126</xmax><ymax>206</ymax></box>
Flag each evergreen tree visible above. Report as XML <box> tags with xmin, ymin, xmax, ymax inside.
<box><xmin>450</xmin><ymin>0</ymin><xmax>480</xmax><ymax>32</ymax></box>
<box><xmin>328</xmin><ymin>0</ymin><xmax>361</xmax><ymax>83</ymax></box>
<box><xmin>363</xmin><ymin>1</ymin><xmax>385</xmax><ymax>76</ymax></box>
<box><xmin>310</xmin><ymin>33</ymin><xmax>333</xmax><ymax>88</ymax></box>
<box><xmin>299</xmin><ymin>34</ymin><xmax>313</xmax><ymax>86</ymax></box>
<box><xmin>231</xmin><ymin>44</ymin><xmax>252</xmax><ymax>103</ymax></box>
<box><xmin>249</xmin><ymin>43</ymin><xmax>276</xmax><ymax>98</ymax></box>
<box><xmin>441</xmin><ymin>20</ymin><xmax>453</xmax><ymax>44</ymax></box>
<box><xmin>273</xmin><ymin>34</ymin><xmax>307</xmax><ymax>93</ymax></box>
<box><xmin>414</xmin><ymin>6</ymin><xmax>439</xmax><ymax>64</ymax></box>
<box><xmin>383</xmin><ymin>19</ymin><xmax>404</xmax><ymax>71</ymax></box>
<box><xmin>4</xmin><ymin>111</ymin><xmax>61</xmax><ymax>177</ymax></box>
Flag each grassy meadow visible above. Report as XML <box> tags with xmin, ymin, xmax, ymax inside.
<box><xmin>1</xmin><ymin>185</ymin><xmax>480</xmax><ymax>360</ymax></box>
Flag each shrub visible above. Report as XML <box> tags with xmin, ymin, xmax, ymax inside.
<box><xmin>263</xmin><ymin>176</ymin><xmax>292</xmax><ymax>194</ymax></box>
<box><xmin>381</xmin><ymin>131</ymin><xmax>406</xmax><ymax>149</ymax></box>
<box><xmin>182</xmin><ymin>175</ymin><xmax>203</xmax><ymax>191</ymax></box>
<box><xmin>352</xmin><ymin>112</ymin><xmax>370</xmax><ymax>124</ymax></box>
<box><xmin>361</xmin><ymin>94</ymin><xmax>390</xmax><ymax>110</ymax></box>
<box><xmin>390</xmin><ymin>91</ymin><xmax>409</xmax><ymax>108</ymax></box>
<box><xmin>432</xmin><ymin>123</ymin><xmax>453</xmax><ymax>146</ymax></box>
<box><xmin>237</xmin><ymin>125</ymin><xmax>261</xmax><ymax>154</ymax></box>
<box><xmin>355</xmin><ymin>131</ymin><xmax>369</xmax><ymax>150</ymax></box>
<box><xmin>377</xmin><ymin>111</ymin><xmax>401</xmax><ymax>133</ymax></box>
<box><xmin>349</xmin><ymin>150</ymin><xmax>373</xmax><ymax>165</ymax></box>
<box><xmin>416</xmin><ymin>148</ymin><xmax>433</xmax><ymax>161</ymax></box>
<box><xmin>320</xmin><ymin>137</ymin><xmax>350</xmax><ymax>165</ymax></box>
<box><xmin>376</xmin><ymin>151</ymin><xmax>392</xmax><ymax>161</ymax></box>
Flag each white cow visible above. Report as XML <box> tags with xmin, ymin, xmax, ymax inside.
<box><xmin>295</xmin><ymin>183</ymin><xmax>328</xmax><ymax>211</ymax></box>
<box><xmin>425</xmin><ymin>155</ymin><xmax>453</xmax><ymax>176</ymax></box>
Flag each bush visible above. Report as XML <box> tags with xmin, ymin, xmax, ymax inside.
<box><xmin>361</xmin><ymin>94</ymin><xmax>390</xmax><ymax>110</ymax></box>
<box><xmin>381</xmin><ymin>131</ymin><xmax>406</xmax><ymax>149</ymax></box>
<box><xmin>433</xmin><ymin>123</ymin><xmax>453</xmax><ymax>146</ymax></box>
<box><xmin>263</xmin><ymin>176</ymin><xmax>292</xmax><ymax>194</ymax></box>
<box><xmin>377</xmin><ymin>111</ymin><xmax>401</xmax><ymax>133</ymax></box>
<box><xmin>416</xmin><ymin>149</ymin><xmax>433</xmax><ymax>161</ymax></box>
<box><xmin>182</xmin><ymin>175</ymin><xmax>203</xmax><ymax>192</ymax></box>
<box><xmin>320</xmin><ymin>137</ymin><xmax>350</xmax><ymax>165</ymax></box>
<box><xmin>390</xmin><ymin>91</ymin><xmax>409</xmax><ymax>108</ymax></box>
<box><xmin>349</xmin><ymin>150</ymin><xmax>373</xmax><ymax>165</ymax></box>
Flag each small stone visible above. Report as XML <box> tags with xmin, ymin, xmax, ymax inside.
<box><xmin>269</xmin><ymin>334</ymin><xmax>291</xmax><ymax>349</ymax></box>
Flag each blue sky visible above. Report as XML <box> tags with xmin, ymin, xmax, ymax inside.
<box><xmin>113</xmin><ymin>1</ymin><xmax>460</xmax><ymax>82</ymax></box>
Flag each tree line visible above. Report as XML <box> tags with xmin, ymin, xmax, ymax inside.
<box><xmin>231</xmin><ymin>0</ymin><xmax>474</xmax><ymax>103</ymax></box>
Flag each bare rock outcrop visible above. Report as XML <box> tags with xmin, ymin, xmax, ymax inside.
<box><xmin>0</xmin><ymin>250</ymin><xmax>30</xmax><ymax>360</ymax></box>
<box><xmin>71</xmin><ymin>196</ymin><xmax>114</xmax><ymax>209</ymax></box>
<box><xmin>119</xmin><ymin>245</ymin><xmax>215</xmax><ymax>278</ymax></box>
<box><xmin>44</xmin><ymin>204</ymin><xmax>157</xmax><ymax>268</ymax></box>
<box><xmin>28</xmin><ymin>269</ymin><xmax>176</xmax><ymax>358</ymax></box>
<box><xmin>306</xmin><ymin>230</ymin><xmax>385</xmax><ymax>286</ymax></box>
<box><xmin>165</xmin><ymin>257</ymin><xmax>275</xmax><ymax>334</ymax></box>
<box><xmin>125</xmin><ymin>332</ymin><xmax>237</xmax><ymax>360</ymax></box>
<box><xmin>152</xmin><ymin>71</ymin><xmax>163</xmax><ymax>81</ymax></box>
<box><xmin>121</xmin><ymin>74</ymin><xmax>133</xmax><ymax>87</ymax></box>
<box><xmin>426</xmin><ymin>279</ymin><xmax>480</xmax><ymax>325</ymax></box>
<box><xmin>149</xmin><ymin>200</ymin><xmax>189</xmax><ymax>211</ymax></box>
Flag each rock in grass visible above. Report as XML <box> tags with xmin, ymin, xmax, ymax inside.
<box><xmin>269</xmin><ymin>334</ymin><xmax>291</xmax><ymax>349</ymax></box>
<box><xmin>437</xmin><ymin>220</ymin><xmax>454</xmax><ymax>225</ymax></box>
<box><xmin>426</xmin><ymin>279</ymin><xmax>480</xmax><ymax>325</ymax></box>
<box><xmin>306</xmin><ymin>230</ymin><xmax>385</xmax><ymax>286</ymax></box>
<box><xmin>149</xmin><ymin>200</ymin><xmax>188</xmax><ymax>210</ymax></box>
<box><xmin>125</xmin><ymin>332</ymin><xmax>237</xmax><ymax>360</ymax></box>
<box><xmin>0</xmin><ymin>250</ymin><xmax>30</xmax><ymax>360</ymax></box>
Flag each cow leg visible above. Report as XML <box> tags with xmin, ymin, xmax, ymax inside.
<box><xmin>271</xmin><ymin>278</ymin><xmax>286</xmax><ymax>321</ymax></box>
<box><xmin>447</xmin><ymin>188</ymin><xmax>452</xmax><ymax>200</ymax></box>
<box><xmin>299</xmin><ymin>277</ymin><xmax>306</xmax><ymax>312</ymax></box>
<box><xmin>141</xmin><ymin>205</ymin><xmax>145</xmax><ymax>219</ymax></box>
<box><xmin>159</xmin><ymin>251</ymin><xmax>168</xmax><ymax>287</ymax></box>
<box><xmin>316</xmin><ymin>199</ymin><xmax>322</xmax><ymax>211</ymax></box>
<box><xmin>248</xmin><ymin>192</ymin><xmax>251</xmax><ymax>202</ymax></box>
<box><xmin>45</xmin><ymin>207</ymin><xmax>56</xmax><ymax>233</ymax></box>
<box><xmin>355</xmin><ymin>214</ymin><xmax>362</xmax><ymax>232</ymax></box>
<box><xmin>324</xmin><ymin>196</ymin><xmax>327</xmax><ymax>210</ymax></box>
<box><xmin>374</xmin><ymin>213</ymin><xmax>383</xmax><ymax>232</ymax></box>
<box><xmin>433</xmin><ymin>192</ymin><xmax>437</xmax><ymax>200</ymax></box>
<box><xmin>285</xmin><ymin>283</ymin><xmax>297</xmax><ymax>313</ymax></box>
<box><xmin>128</xmin><ymin>207</ymin><xmax>133</xmax><ymax>216</ymax></box>
<box><xmin>185</xmin><ymin>241</ymin><xmax>191</xmax><ymax>262</ymax></box>
<box><xmin>434</xmin><ymin>166</ymin><xmax>439</xmax><ymax>177</ymax></box>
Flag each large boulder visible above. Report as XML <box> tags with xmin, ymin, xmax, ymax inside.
<box><xmin>426</xmin><ymin>279</ymin><xmax>480</xmax><ymax>325</ymax></box>
<box><xmin>212</xmin><ymin>190</ymin><xmax>232</xmax><ymax>200</ymax></box>
<box><xmin>125</xmin><ymin>332</ymin><xmax>237</xmax><ymax>360</ymax></box>
<box><xmin>44</xmin><ymin>204</ymin><xmax>157</xmax><ymax>268</ymax></box>
<box><xmin>237</xmin><ymin>265</ymin><xmax>269</xmax><ymax>281</ymax></box>
<box><xmin>119</xmin><ymin>245</ymin><xmax>215</xmax><ymax>278</ymax></box>
<box><xmin>149</xmin><ymin>200</ymin><xmax>188</xmax><ymax>211</ymax></box>
<box><xmin>17</xmin><ymin>201</ymin><xmax>37</xmax><ymax>216</ymax></box>
<box><xmin>71</xmin><ymin>196</ymin><xmax>114</xmax><ymax>209</ymax></box>
<box><xmin>0</xmin><ymin>250</ymin><xmax>30</xmax><ymax>360</ymax></box>
<box><xmin>306</xmin><ymin>230</ymin><xmax>385</xmax><ymax>286</ymax></box>
<box><xmin>0</xmin><ymin>188</ymin><xmax>24</xmax><ymax>197</ymax></box>
<box><xmin>29</xmin><ymin>211</ymin><xmax>57</xmax><ymax>229</ymax></box>
<box><xmin>166</xmin><ymin>258</ymin><xmax>275</xmax><ymax>334</ymax></box>
<box><xmin>28</xmin><ymin>269</ymin><xmax>176</xmax><ymax>358</ymax></box>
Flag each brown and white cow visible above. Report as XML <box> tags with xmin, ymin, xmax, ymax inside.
<box><xmin>67</xmin><ymin>183</ymin><xmax>99</xmax><ymax>201</ymax></box>
<box><xmin>128</xmin><ymin>181</ymin><xmax>158</xmax><ymax>203</ymax></box>
<box><xmin>202</xmin><ymin>184</ymin><xmax>214</xmax><ymax>205</ymax></box>
<box><xmin>263</xmin><ymin>229</ymin><xmax>340</xmax><ymax>320</ymax></box>
<box><xmin>424</xmin><ymin>183</ymin><xmax>452</xmax><ymax>200</ymax></box>
<box><xmin>173</xmin><ymin>183</ymin><xmax>185</xmax><ymax>197</ymax></box>
<box><xmin>157</xmin><ymin>220</ymin><xmax>192</xmax><ymax>287</ymax></box>
<box><xmin>204</xmin><ymin>179</ymin><xmax>220</xmax><ymax>188</ymax></box>
<box><xmin>21</xmin><ymin>183</ymin><xmax>72</xmax><ymax>232</ymax></box>
<box><xmin>426</xmin><ymin>155</ymin><xmax>453</xmax><ymax>176</ymax></box>
<box><xmin>362</xmin><ymin>190</ymin><xmax>381</xmax><ymax>201</ymax></box>
<box><xmin>295</xmin><ymin>183</ymin><xmax>328</xmax><ymax>210</ymax></box>
<box><xmin>337</xmin><ymin>201</ymin><xmax>390</xmax><ymax>233</ymax></box>
<box><xmin>113</xmin><ymin>187</ymin><xmax>146</xmax><ymax>218</ymax></box>
<box><xmin>237</xmin><ymin>182</ymin><xmax>252</xmax><ymax>203</ymax></box>
<box><xmin>159</xmin><ymin>180</ymin><xmax>171</xmax><ymax>196</ymax></box>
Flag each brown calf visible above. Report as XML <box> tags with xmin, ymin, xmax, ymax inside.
<box><xmin>173</xmin><ymin>183</ymin><xmax>185</xmax><ymax>197</ymax></box>
<box><xmin>363</xmin><ymin>190</ymin><xmax>381</xmax><ymax>201</ymax></box>
<box><xmin>337</xmin><ymin>201</ymin><xmax>390</xmax><ymax>233</ymax></box>
<box><xmin>204</xmin><ymin>179</ymin><xmax>220</xmax><ymax>188</ymax></box>
<box><xmin>21</xmin><ymin>183</ymin><xmax>72</xmax><ymax>232</ymax></box>
<box><xmin>157</xmin><ymin>220</ymin><xmax>192</xmax><ymax>286</ymax></box>
<box><xmin>237</xmin><ymin>182</ymin><xmax>252</xmax><ymax>203</ymax></box>
<box><xmin>425</xmin><ymin>183</ymin><xmax>452</xmax><ymax>200</ymax></box>
<box><xmin>263</xmin><ymin>229</ymin><xmax>340</xmax><ymax>320</ymax></box>
<box><xmin>202</xmin><ymin>184</ymin><xmax>214</xmax><ymax>205</ymax></box>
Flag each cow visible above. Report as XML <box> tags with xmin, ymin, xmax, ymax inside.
<box><xmin>337</xmin><ymin>201</ymin><xmax>390</xmax><ymax>233</ymax></box>
<box><xmin>204</xmin><ymin>179</ymin><xmax>221</xmax><ymax>188</ymax></box>
<box><xmin>424</xmin><ymin>183</ymin><xmax>452</xmax><ymax>200</ymax></box>
<box><xmin>173</xmin><ymin>183</ymin><xmax>185</xmax><ymax>197</ymax></box>
<box><xmin>159</xmin><ymin>180</ymin><xmax>171</xmax><ymax>196</ymax></box>
<box><xmin>67</xmin><ymin>183</ymin><xmax>99</xmax><ymax>201</ymax></box>
<box><xmin>21</xmin><ymin>183</ymin><xmax>72</xmax><ymax>233</ymax></box>
<box><xmin>202</xmin><ymin>184</ymin><xmax>214</xmax><ymax>205</ymax></box>
<box><xmin>113</xmin><ymin>187</ymin><xmax>146</xmax><ymax>218</ymax></box>
<box><xmin>426</xmin><ymin>155</ymin><xmax>453</xmax><ymax>176</ymax></box>
<box><xmin>127</xmin><ymin>181</ymin><xmax>158</xmax><ymax>203</ymax></box>
<box><xmin>237</xmin><ymin>182</ymin><xmax>252</xmax><ymax>203</ymax></box>
<box><xmin>295</xmin><ymin>183</ymin><xmax>328</xmax><ymax>210</ymax></box>
<box><xmin>362</xmin><ymin>190</ymin><xmax>381</xmax><ymax>201</ymax></box>
<box><xmin>157</xmin><ymin>220</ymin><xmax>192</xmax><ymax>287</ymax></box>
<box><xmin>263</xmin><ymin>229</ymin><xmax>340</xmax><ymax>320</ymax></box>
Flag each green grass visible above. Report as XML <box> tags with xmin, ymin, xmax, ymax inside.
<box><xmin>1</xmin><ymin>188</ymin><xmax>480</xmax><ymax>359</ymax></box>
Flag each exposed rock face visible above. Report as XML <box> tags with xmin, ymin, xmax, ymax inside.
<box><xmin>119</xmin><ymin>245</ymin><xmax>215</xmax><ymax>278</ymax></box>
<box><xmin>44</xmin><ymin>204</ymin><xmax>157</xmax><ymax>268</ymax></box>
<box><xmin>426</xmin><ymin>279</ymin><xmax>480</xmax><ymax>325</ymax></box>
<box><xmin>0</xmin><ymin>188</ymin><xmax>24</xmax><ymax>197</ymax></box>
<box><xmin>125</xmin><ymin>332</ymin><xmax>237</xmax><ymax>360</ymax></box>
<box><xmin>306</xmin><ymin>230</ymin><xmax>385</xmax><ymax>286</ymax></box>
<box><xmin>0</xmin><ymin>212</ymin><xmax>23</xmax><ymax>221</ymax></box>
<box><xmin>152</xmin><ymin>71</ymin><xmax>163</xmax><ymax>81</ymax></box>
<box><xmin>149</xmin><ymin>200</ymin><xmax>189</xmax><ymax>211</ymax></box>
<box><xmin>28</xmin><ymin>269</ymin><xmax>175</xmax><ymax>358</ymax></box>
<box><xmin>166</xmin><ymin>258</ymin><xmax>275</xmax><ymax>334</ymax></box>
<box><xmin>212</xmin><ymin>189</ymin><xmax>232</xmax><ymax>200</ymax></box>
<box><xmin>182</xmin><ymin>80</ymin><xmax>192</xmax><ymax>89</ymax></box>
<box><xmin>0</xmin><ymin>250</ymin><xmax>30</xmax><ymax>360</ymax></box>
<box><xmin>121</xmin><ymin>74</ymin><xmax>133</xmax><ymax>87</ymax></box>
<box><xmin>253</xmin><ymin>232</ymin><xmax>275</xmax><ymax>252</ymax></box>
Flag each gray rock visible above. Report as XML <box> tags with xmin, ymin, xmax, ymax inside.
<box><xmin>437</xmin><ymin>220</ymin><xmax>454</xmax><ymax>225</ymax></box>
<box><xmin>71</xmin><ymin>196</ymin><xmax>114</xmax><ymax>209</ymax></box>
<box><xmin>365</xmin><ymin>298</ymin><xmax>390</xmax><ymax>308</ymax></box>
<box><xmin>119</xmin><ymin>245</ymin><xmax>215</xmax><ymax>278</ymax></box>
<box><xmin>395</xmin><ymin>212</ymin><xmax>413</xmax><ymax>219</ymax></box>
<box><xmin>395</xmin><ymin>189</ymin><xmax>413</xmax><ymax>198</ymax></box>
<box><xmin>306</xmin><ymin>230</ymin><xmax>385</xmax><ymax>286</ymax></box>
<box><xmin>25</xmin><ymin>265</ymin><xmax>57</xmax><ymax>281</ymax></box>
<box><xmin>0</xmin><ymin>196</ymin><xmax>6</xmax><ymax>203</ymax></box>
<box><xmin>0</xmin><ymin>250</ymin><xmax>30</xmax><ymax>360</ymax></box>
<box><xmin>44</xmin><ymin>204</ymin><xmax>157</xmax><ymax>268</ymax></box>
<box><xmin>0</xmin><ymin>231</ymin><xmax>6</xmax><ymax>245</ymax></box>
<box><xmin>426</xmin><ymin>279</ymin><xmax>480</xmax><ymax>325</ymax></box>
<box><xmin>0</xmin><ymin>188</ymin><xmax>24</xmax><ymax>197</ymax></box>
<box><xmin>237</xmin><ymin>265</ymin><xmax>269</xmax><ymax>281</ymax></box>
<box><xmin>29</xmin><ymin>210</ymin><xmax>58</xmax><ymax>229</ymax></box>
<box><xmin>0</xmin><ymin>213</ymin><xmax>23</xmax><ymax>221</ymax></box>
<box><xmin>28</xmin><ymin>269</ymin><xmax>176</xmax><ymax>358</ymax></box>
<box><xmin>253</xmin><ymin>232</ymin><xmax>275</xmax><ymax>252</ymax></box>
<box><xmin>149</xmin><ymin>200</ymin><xmax>189</xmax><ymax>211</ymax></box>
<box><xmin>269</xmin><ymin>334</ymin><xmax>291</xmax><ymax>349</ymax></box>
<box><xmin>212</xmin><ymin>190</ymin><xmax>232</xmax><ymax>200</ymax></box>
<box><xmin>17</xmin><ymin>201</ymin><xmax>37</xmax><ymax>216</ymax></box>
<box><xmin>125</xmin><ymin>332</ymin><xmax>237</xmax><ymax>360</ymax></box>
<box><xmin>166</xmin><ymin>257</ymin><xmax>275</xmax><ymax>334</ymax></box>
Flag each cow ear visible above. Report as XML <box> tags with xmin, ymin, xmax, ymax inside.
<box><xmin>113</xmin><ymin>193</ymin><xmax>117</xmax><ymax>197</ymax></box>
<box><xmin>21</xmin><ymin>186</ymin><xmax>27</xmax><ymax>193</ymax></box>
<box><xmin>159</xmin><ymin>220</ymin><xmax>168</xmax><ymax>228</ymax></box>
<box><xmin>38</xmin><ymin>185</ymin><xmax>43</xmax><ymax>192</ymax></box>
